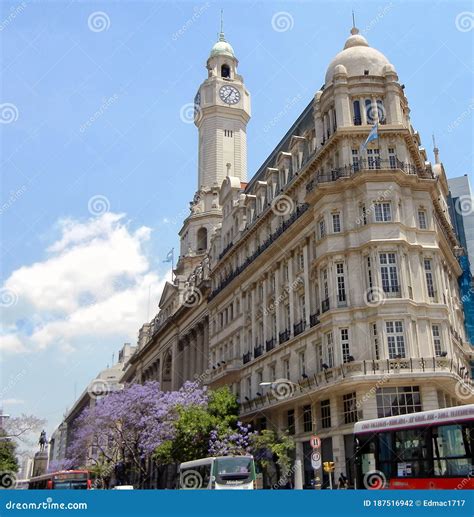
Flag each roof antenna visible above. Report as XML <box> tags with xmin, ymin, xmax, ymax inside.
<box><xmin>432</xmin><ymin>134</ymin><xmax>440</xmax><ymax>164</ymax></box>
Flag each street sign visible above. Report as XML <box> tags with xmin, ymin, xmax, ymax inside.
<box><xmin>310</xmin><ymin>435</ymin><xmax>321</xmax><ymax>449</ymax></box>
<box><xmin>311</xmin><ymin>451</ymin><xmax>321</xmax><ymax>470</ymax></box>
<box><xmin>323</xmin><ymin>461</ymin><xmax>335</xmax><ymax>473</ymax></box>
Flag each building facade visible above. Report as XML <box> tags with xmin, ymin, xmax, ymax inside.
<box><xmin>122</xmin><ymin>25</ymin><xmax>474</xmax><ymax>487</ymax></box>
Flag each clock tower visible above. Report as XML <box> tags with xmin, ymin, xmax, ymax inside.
<box><xmin>176</xmin><ymin>27</ymin><xmax>251</xmax><ymax>278</ymax></box>
<box><xmin>194</xmin><ymin>28</ymin><xmax>251</xmax><ymax>189</ymax></box>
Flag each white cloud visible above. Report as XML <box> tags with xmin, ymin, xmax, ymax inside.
<box><xmin>1</xmin><ymin>213</ymin><xmax>166</xmax><ymax>354</ymax></box>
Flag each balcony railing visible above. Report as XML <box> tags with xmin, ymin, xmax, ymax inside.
<box><xmin>306</xmin><ymin>159</ymin><xmax>433</xmax><ymax>193</ymax></box>
<box><xmin>265</xmin><ymin>338</ymin><xmax>276</xmax><ymax>352</ymax></box>
<box><xmin>238</xmin><ymin>356</ymin><xmax>472</xmax><ymax>414</ymax></box>
<box><xmin>209</xmin><ymin>203</ymin><xmax>309</xmax><ymax>300</ymax></box>
<box><xmin>279</xmin><ymin>329</ymin><xmax>290</xmax><ymax>344</ymax></box>
<box><xmin>254</xmin><ymin>344</ymin><xmax>263</xmax><ymax>358</ymax></box>
<box><xmin>242</xmin><ymin>352</ymin><xmax>251</xmax><ymax>364</ymax></box>
<box><xmin>219</xmin><ymin>241</ymin><xmax>234</xmax><ymax>260</ymax></box>
<box><xmin>321</xmin><ymin>298</ymin><xmax>330</xmax><ymax>313</ymax></box>
<box><xmin>310</xmin><ymin>311</ymin><xmax>320</xmax><ymax>327</ymax></box>
<box><xmin>294</xmin><ymin>320</ymin><xmax>306</xmax><ymax>336</ymax></box>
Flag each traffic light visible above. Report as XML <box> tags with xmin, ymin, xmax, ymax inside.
<box><xmin>323</xmin><ymin>461</ymin><xmax>335</xmax><ymax>473</ymax></box>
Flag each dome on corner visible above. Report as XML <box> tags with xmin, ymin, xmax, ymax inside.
<box><xmin>325</xmin><ymin>28</ymin><xmax>392</xmax><ymax>84</ymax></box>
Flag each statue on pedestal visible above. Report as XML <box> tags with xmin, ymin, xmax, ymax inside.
<box><xmin>38</xmin><ymin>430</ymin><xmax>47</xmax><ymax>452</ymax></box>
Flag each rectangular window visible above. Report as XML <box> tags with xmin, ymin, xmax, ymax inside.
<box><xmin>299</xmin><ymin>294</ymin><xmax>306</xmax><ymax>324</ymax></box>
<box><xmin>374</xmin><ymin>202</ymin><xmax>392</xmax><ymax>222</ymax></box>
<box><xmin>379</xmin><ymin>252</ymin><xmax>400</xmax><ymax>295</ymax></box>
<box><xmin>432</xmin><ymin>324</ymin><xmax>444</xmax><ymax>356</ymax></box>
<box><xmin>377</xmin><ymin>100</ymin><xmax>386</xmax><ymax>124</ymax></box>
<box><xmin>388</xmin><ymin>148</ymin><xmax>397</xmax><ymax>169</ymax></box>
<box><xmin>424</xmin><ymin>259</ymin><xmax>436</xmax><ymax>298</ymax></box>
<box><xmin>283</xmin><ymin>358</ymin><xmax>290</xmax><ymax>380</ymax></box>
<box><xmin>315</xmin><ymin>342</ymin><xmax>323</xmax><ymax>373</ymax></box>
<box><xmin>332</xmin><ymin>213</ymin><xmax>341</xmax><ymax>233</ymax></box>
<box><xmin>376</xmin><ymin>386</ymin><xmax>421</xmax><ymax>418</ymax></box>
<box><xmin>319</xmin><ymin>218</ymin><xmax>326</xmax><ymax>239</ymax></box>
<box><xmin>360</xmin><ymin>204</ymin><xmax>367</xmax><ymax>225</ymax></box>
<box><xmin>269</xmin><ymin>363</ymin><xmax>276</xmax><ymax>381</ymax></box>
<box><xmin>418</xmin><ymin>210</ymin><xmax>427</xmax><ymax>229</ymax></box>
<box><xmin>371</xmin><ymin>322</ymin><xmax>380</xmax><ymax>360</ymax></box>
<box><xmin>386</xmin><ymin>320</ymin><xmax>406</xmax><ymax>359</ymax></box>
<box><xmin>246</xmin><ymin>376</ymin><xmax>252</xmax><ymax>399</ymax></box>
<box><xmin>336</xmin><ymin>262</ymin><xmax>346</xmax><ymax>305</ymax></box>
<box><xmin>340</xmin><ymin>328</ymin><xmax>350</xmax><ymax>363</ymax></box>
<box><xmin>299</xmin><ymin>351</ymin><xmax>306</xmax><ymax>377</ymax></box>
<box><xmin>367</xmin><ymin>148</ymin><xmax>380</xmax><ymax>169</ymax></box>
<box><xmin>321</xmin><ymin>399</ymin><xmax>331</xmax><ymax>428</ymax></box>
<box><xmin>287</xmin><ymin>409</ymin><xmax>295</xmax><ymax>435</ymax></box>
<box><xmin>303</xmin><ymin>405</ymin><xmax>313</xmax><ymax>433</ymax></box>
<box><xmin>352</xmin><ymin>149</ymin><xmax>360</xmax><ymax>171</ymax></box>
<box><xmin>326</xmin><ymin>332</ymin><xmax>334</xmax><ymax>368</ymax></box>
<box><xmin>343</xmin><ymin>392</ymin><xmax>358</xmax><ymax>424</ymax></box>
<box><xmin>298</xmin><ymin>252</ymin><xmax>304</xmax><ymax>271</ymax></box>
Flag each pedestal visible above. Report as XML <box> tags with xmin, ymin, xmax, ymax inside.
<box><xmin>32</xmin><ymin>451</ymin><xmax>48</xmax><ymax>478</ymax></box>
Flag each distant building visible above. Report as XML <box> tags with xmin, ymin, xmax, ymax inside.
<box><xmin>49</xmin><ymin>343</ymin><xmax>135</xmax><ymax>465</ymax></box>
<box><xmin>448</xmin><ymin>174</ymin><xmax>474</xmax><ymax>345</ymax></box>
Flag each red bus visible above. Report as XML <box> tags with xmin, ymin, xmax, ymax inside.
<box><xmin>28</xmin><ymin>470</ymin><xmax>91</xmax><ymax>489</ymax></box>
<box><xmin>354</xmin><ymin>404</ymin><xmax>474</xmax><ymax>489</ymax></box>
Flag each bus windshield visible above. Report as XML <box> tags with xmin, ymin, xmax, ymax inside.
<box><xmin>215</xmin><ymin>457</ymin><xmax>253</xmax><ymax>483</ymax></box>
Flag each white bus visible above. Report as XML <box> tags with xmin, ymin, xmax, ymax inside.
<box><xmin>178</xmin><ymin>455</ymin><xmax>256</xmax><ymax>490</ymax></box>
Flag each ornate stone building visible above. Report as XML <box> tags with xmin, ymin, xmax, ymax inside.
<box><xmin>122</xmin><ymin>26</ymin><xmax>474</xmax><ymax>486</ymax></box>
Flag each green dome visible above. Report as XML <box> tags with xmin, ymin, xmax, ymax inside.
<box><xmin>209</xmin><ymin>33</ymin><xmax>235</xmax><ymax>58</ymax></box>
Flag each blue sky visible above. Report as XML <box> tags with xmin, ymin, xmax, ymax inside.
<box><xmin>1</xmin><ymin>0</ymin><xmax>473</xmax><ymax>440</ymax></box>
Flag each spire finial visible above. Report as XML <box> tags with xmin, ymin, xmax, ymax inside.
<box><xmin>350</xmin><ymin>10</ymin><xmax>359</xmax><ymax>34</ymax></box>
<box><xmin>432</xmin><ymin>134</ymin><xmax>440</xmax><ymax>164</ymax></box>
<box><xmin>218</xmin><ymin>9</ymin><xmax>226</xmax><ymax>41</ymax></box>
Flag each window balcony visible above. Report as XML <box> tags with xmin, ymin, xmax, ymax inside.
<box><xmin>279</xmin><ymin>329</ymin><xmax>290</xmax><ymax>344</ymax></box>
<box><xmin>265</xmin><ymin>337</ymin><xmax>276</xmax><ymax>352</ymax></box>
<box><xmin>321</xmin><ymin>298</ymin><xmax>330</xmax><ymax>313</ymax></box>
<box><xmin>254</xmin><ymin>344</ymin><xmax>263</xmax><ymax>358</ymax></box>
<box><xmin>293</xmin><ymin>320</ymin><xmax>306</xmax><ymax>336</ymax></box>
<box><xmin>242</xmin><ymin>352</ymin><xmax>252</xmax><ymax>364</ymax></box>
<box><xmin>310</xmin><ymin>311</ymin><xmax>320</xmax><ymax>327</ymax></box>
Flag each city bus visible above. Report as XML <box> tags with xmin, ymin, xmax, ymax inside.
<box><xmin>354</xmin><ymin>404</ymin><xmax>474</xmax><ymax>489</ymax></box>
<box><xmin>28</xmin><ymin>470</ymin><xmax>92</xmax><ymax>489</ymax></box>
<box><xmin>178</xmin><ymin>456</ymin><xmax>256</xmax><ymax>489</ymax></box>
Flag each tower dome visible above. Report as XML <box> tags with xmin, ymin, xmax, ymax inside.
<box><xmin>325</xmin><ymin>27</ymin><xmax>393</xmax><ymax>84</ymax></box>
<box><xmin>209</xmin><ymin>32</ymin><xmax>235</xmax><ymax>59</ymax></box>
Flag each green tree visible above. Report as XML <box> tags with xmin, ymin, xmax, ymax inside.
<box><xmin>0</xmin><ymin>430</ymin><xmax>19</xmax><ymax>474</ymax></box>
<box><xmin>153</xmin><ymin>386</ymin><xmax>238</xmax><ymax>465</ymax></box>
<box><xmin>251</xmin><ymin>430</ymin><xmax>295</xmax><ymax>487</ymax></box>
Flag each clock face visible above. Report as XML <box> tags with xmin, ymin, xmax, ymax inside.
<box><xmin>219</xmin><ymin>85</ymin><xmax>240</xmax><ymax>105</ymax></box>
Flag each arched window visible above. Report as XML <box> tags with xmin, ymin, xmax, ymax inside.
<box><xmin>353</xmin><ymin>100</ymin><xmax>361</xmax><ymax>125</ymax></box>
<box><xmin>162</xmin><ymin>351</ymin><xmax>172</xmax><ymax>383</ymax></box>
<box><xmin>221</xmin><ymin>64</ymin><xmax>230</xmax><ymax>78</ymax></box>
<box><xmin>365</xmin><ymin>99</ymin><xmax>374</xmax><ymax>123</ymax></box>
<box><xmin>197</xmin><ymin>227</ymin><xmax>207</xmax><ymax>251</ymax></box>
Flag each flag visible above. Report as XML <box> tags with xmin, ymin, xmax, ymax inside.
<box><xmin>359</xmin><ymin>123</ymin><xmax>378</xmax><ymax>153</ymax></box>
<box><xmin>163</xmin><ymin>248</ymin><xmax>174</xmax><ymax>263</ymax></box>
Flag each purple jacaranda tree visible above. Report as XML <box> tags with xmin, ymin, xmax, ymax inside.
<box><xmin>66</xmin><ymin>381</ymin><xmax>207</xmax><ymax>487</ymax></box>
<box><xmin>208</xmin><ymin>421</ymin><xmax>255</xmax><ymax>457</ymax></box>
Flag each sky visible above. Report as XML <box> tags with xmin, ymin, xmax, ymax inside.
<box><xmin>1</xmin><ymin>0</ymin><xmax>473</xmax><ymax>443</ymax></box>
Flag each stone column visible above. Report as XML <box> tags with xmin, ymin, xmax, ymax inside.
<box><xmin>303</xmin><ymin>241</ymin><xmax>311</xmax><ymax>328</ymax></box>
<box><xmin>262</xmin><ymin>274</ymin><xmax>268</xmax><ymax>345</ymax></box>
<box><xmin>251</xmin><ymin>285</ymin><xmax>256</xmax><ymax>349</ymax></box>
<box><xmin>288</xmin><ymin>253</ymin><xmax>295</xmax><ymax>336</ymax></box>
